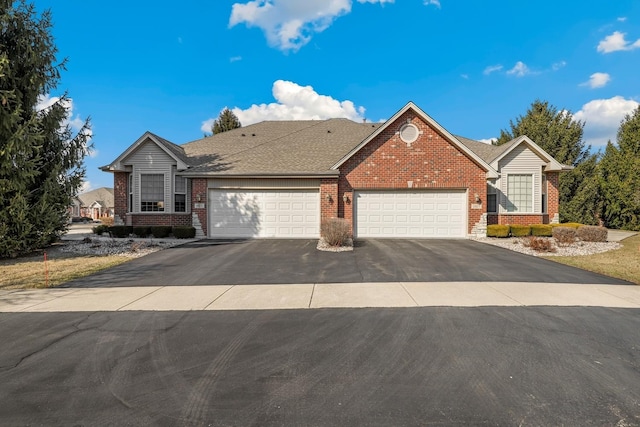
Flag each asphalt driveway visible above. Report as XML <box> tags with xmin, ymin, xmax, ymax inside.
<box><xmin>64</xmin><ymin>239</ymin><xmax>630</xmax><ymax>287</ymax></box>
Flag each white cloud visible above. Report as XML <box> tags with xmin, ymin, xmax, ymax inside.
<box><xmin>478</xmin><ymin>138</ymin><xmax>497</xmax><ymax>145</ymax></box>
<box><xmin>229</xmin><ymin>0</ymin><xmax>393</xmax><ymax>51</ymax></box>
<box><xmin>201</xmin><ymin>80</ymin><xmax>366</xmax><ymax>131</ymax></box>
<box><xmin>36</xmin><ymin>94</ymin><xmax>94</xmax><ymax>155</ymax></box>
<box><xmin>617</xmin><ymin>17</ymin><xmax>627</xmax><ymax>22</ymax></box>
<box><xmin>36</xmin><ymin>95</ymin><xmax>92</xmax><ymax>138</ymax></box>
<box><xmin>483</xmin><ymin>64</ymin><xmax>503</xmax><ymax>75</ymax></box>
<box><xmin>423</xmin><ymin>0</ymin><xmax>440</xmax><ymax>8</ymax></box>
<box><xmin>230</xmin><ymin>56</ymin><xmax>242</xmax><ymax>62</ymax></box>
<box><xmin>460</xmin><ymin>74</ymin><xmax>469</xmax><ymax>80</ymax></box>
<box><xmin>597</xmin><ymin>31</ymin><xmax>640</xmax><ymax>53</ymax></box>
<box><xmin>506</xmin><ymin>61</ymin><xmax>531</xmax><ymax>77</ymax></box>
<box><xmin>80</xmin><ymin>181</ymin><xmax>92</xmax><ymax>193</ymax></box>
<box><xmin>574</xmin><ymin>96</ymin><xmax>640</xmax><ymax>147</ymax></box>
<box><xmin>580</xmin><ymin>72</ymin><xmax>611</xmax><ymax>89</ymax></box>
<box><xmin>552</xmin><ymin>61</ymin><xmax>567</xmax><ymax>71</ymax></box>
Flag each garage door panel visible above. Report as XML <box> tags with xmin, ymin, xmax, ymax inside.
<box><xmin>355</xmin><ymin>191</ymin><xmax>466</xmax><ymax>238</ymax></box>
<box><xmin>209</xmin><ymin>189</ymin><xmax>319</xmax><ymax>238</ymax></box>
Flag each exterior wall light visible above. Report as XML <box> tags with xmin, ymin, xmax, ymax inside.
<box><xmin>474</xmin><ymin>193</ymin><xmax>481</xmax><ymax>203</ymax></box>
<box><xmin>343</xmin><ymin>193</ymin><xmax>350</xmax><ymax>203</ymax></box>
<box><xmin>325</xmin><ymin>194</ymin><xmax>333</xmax><ymax>203</ymax></box>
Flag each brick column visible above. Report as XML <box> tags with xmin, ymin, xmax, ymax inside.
<box><xmin>113</xmin><ymin>172</ymin><xmax>128</xmax><ymax>219</ymax></box>
<box><xmin>191</xmin><ymin>178</ymin><xmax>208</xmax><ymax>236</ymax></box>
<box><xmin>546</xmin><ymin>172</ymin><xmax>560</xmax><ymax>223</ymax></box>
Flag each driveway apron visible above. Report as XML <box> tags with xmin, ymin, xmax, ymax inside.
<box><xmin>62</xmin><ymin>239</ymin><xmax>631</xmax><ymax>288</ymax></box>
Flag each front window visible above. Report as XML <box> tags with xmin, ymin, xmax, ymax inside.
<box><xmin>174</xmin><ymin>175</ymin><xmax>186</xmax><ymax>212</ymax></box>
<box><xmin>128</xmin><ymin>174</ymin><xmax>133</xmax><ymax>212</ymax></box>
<box><xmin>487</xmin><ymin>180</ymin><xmax>497</xmax><ymax>213</ymax></box>
<box><xmin>506</xmin><ymin>174</ymin><xmax>533</xmax><ymax>213</ymax></box>
<box><xmin>141</xmin><ymin>174</ymin><xmax>164</xmax><ymax>212</ymax></box>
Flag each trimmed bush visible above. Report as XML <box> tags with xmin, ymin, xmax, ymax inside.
<box><xmin>530</xmin><ymin>224</ymin><xmax>553</xmax><ymax>237</ymax></box>
<box><xmin>92</xmin><ymin>224</ymin><xmax>109</xmax><ymax>235</ymax></box>
<box><xmin>577</xmin><ymin>225</ymin><xmax>608</xmax><ymax>242</ymax></box>
<box><xmin>555</xmin><ymin>222</ymin><xmax>582</xmax><ymax>229</ymax></box>
<box><xmin>553</xmin><ymin>226</ymin><xmax>577</xmax><ymax>246</ymax></box>
<box><xmin>487</xmin><ymin>224</ymin><xmax>510</xmax><ymax>238</ymax></box>
<box><xmin>510</xmin><ymin>224</ymin><xmax>531</xmax><ymax>237</ymax></box>
<box><xmin>522</xmin><ymin>236</ymin><xmax>556</xmax><ymax>253</ymax></box>
<box><xmin>321</xmin><ymin>218</ymin><xmax>352</xmax><ymax>247</ymax></box>
<box><xmin>133</xmin><ymin>226</ymin><xmax>151</xmax><ymax>237</ymax></box>
<box><xmin>109</xmin><ymin>225</ymin><xmax>132</xmax><ymax>238</ymax></box>
<box><xmin>100</xmin><ymin>217</ymin><xmax>114</xmax><ymax>227</ymax></box>
<box><xmin>172</xmin><ymin>226</ymin><xmax>196</xmax><ymax>239</ymax></box>
<box><xmin>151</xmin><ymin>226</ymin><xmax>172</xmax><ymax>238</ymax></box>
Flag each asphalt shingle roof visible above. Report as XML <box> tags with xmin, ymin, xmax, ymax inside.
<box><xmin>181</xmin><ymin>119</ymin><xmax>383</xmax><ymax>175</ymax></box>
<box><xmin>77</xmin><ymin>187</ymin><xmax>114</xmax><ymax>207</ymax></box>
<box><xmin>455</xmin><ymin>135</ymin><xmax>518</xmax><ymax>164</ymax></box>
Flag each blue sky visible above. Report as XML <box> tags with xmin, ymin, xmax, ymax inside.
<box><xmin>35</xmin><ymin>0</ymin><xmax>640</xmax><ymax>191</ymax></box>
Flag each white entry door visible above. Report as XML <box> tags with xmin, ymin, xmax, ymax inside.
<box><xmin>208</xmin><ymin>189</ymin><xmax>319</xmax><ymax>238</ymax></box>
<box><xmin>354</xmin><ymin>190</ymin><xmax>466</xmax><ymax>238</ymax></box>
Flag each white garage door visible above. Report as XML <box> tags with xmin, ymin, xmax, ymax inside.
<box><xmin>208</xmin><ymin>189</ymin><xmax>319</xmax><ymax>238</ymax></box>
<box><xmin>355</xmin><ymin>191</ymin><xmax>467</xmax><ymax>238</ymax></box>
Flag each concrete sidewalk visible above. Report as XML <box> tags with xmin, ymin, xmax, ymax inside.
<box><xmin>2</xmin><ymin>282</ymin><xmax>640</xmax><ymax>312</ymax></box>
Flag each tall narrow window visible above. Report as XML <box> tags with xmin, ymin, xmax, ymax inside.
<box><xmin>128</xmin><ymin>174</ymin><xmax>133</xmax><ymax>212</ymax></box>
<box><xmin>506</xmin><ymin>174</ymin><xmax>533</xmax><ymax>213</ymax></box>
<box><xmin>174</xmin><ymin>175</ymin><xmax>186</xmax><ymax>212</ymax></box>
<box><xmin>140</xmin><ymin>174</ymin><xmax>164</xmax><ymax>212</ymax></box>
<box><xmin>487</xmin><ymin>180</ymin><xmax>497</xmax><ymax>213</ymax></box>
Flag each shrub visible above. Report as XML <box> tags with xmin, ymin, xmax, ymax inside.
<box><xmin>577</xmin><ymin>225</ymin><xmax>608</xmax><ymax>242</ymax></box>
<box><xmin>172</xmin><ymin>226</ymin><xmax>196</xmax><ymax>239</ymax></box>
<box><xmin>100</xmin><ymin>217</ymin><xmax>114</xmax><ymax>227</ymax></box>
<box><xmin>321</xmin><ymin>218</ymin><xmax>352</xmax><ymax>247</ymax></box>
<box><xmin>522</xmin><ymin>236</ymin><xmax>556</xmax><ymax>253</ymax></box>
<box><xmin>530</xmin><ymin>224</ymin><xmax>553</xmax><ymax>237</ymax></box>
<box><xmin>510</xmin><ymin>225</ymin><xmax>531</xmax><ymax>237</ymax></box>
<box><xmin>553</xmin><ymin>226</ymin><xmax>577</xmax><ymax>246</ymax></box>
<box><xmin>92</xmin><ymin>225</ymin><xmax>109</xmax><ymax>235</ymax></box>
<box><xmin>133</xmin><ymin>226</ymin><xmax>151</xmax><ymax>237</ymax></box>
<box><xmin>109</xmin><ymin>225</ymin><xmax>132</xmax><ymax>238</ymax></box>
<box><xmin>555</xmin><ymin>222</ymin><xmax>582</xmax><ymax>229</ymax></box>
<box><xmin>151</xmin><ymin>226</ymin><xmax>172</xmax><ymax>238</ymax></box>
<box><xmin>487</xmin><ymin>224</ymin><xmax>510</xmax><ymax>238</ymax></box>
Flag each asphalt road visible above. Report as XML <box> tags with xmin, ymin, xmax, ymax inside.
<box><xmin>2</xmin><ymin>307</ymin><xmax>640</xmax><ymax>425</ymax></box>
<box><xmin>64</xmin><ymin>239</ymin><xmax>630</xmax><ymax>287</ymax></box>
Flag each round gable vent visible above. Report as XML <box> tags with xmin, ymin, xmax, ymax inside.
<box><xmin>399</xmin><ymin>123</ymin><xmax>419</xmax><ymax>144</ymax></box>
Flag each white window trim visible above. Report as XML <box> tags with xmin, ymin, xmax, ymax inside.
<box><xmin>140</xmin><ymin>173</ymin><xmax>166</xmax><ymax>212</ymax></box>
<box><xmin>174</xmin><ymin>174</ymin><xmax>187</xmax><ymax>213</ymax></box>
<box><xmin>487</xmin><ymin>180</ymin><xmax>498</xmax><ymax>213</ymax></box>
<box><xmin>505</xmin><ymin>173</ymin><xmax>534</xmax><ymax>213</ymax></box>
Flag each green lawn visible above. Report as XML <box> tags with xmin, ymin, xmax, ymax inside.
<box><xmin>543</xmin><ymin>234</ymin><xmax>640</xmax><ymax>285</ymax></box>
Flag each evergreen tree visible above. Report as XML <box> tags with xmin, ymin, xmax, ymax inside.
<box><xmin>212</xmin><ymin>108</ymin><xmax>241</xmax><ymax>134</ymax></box>
<box><xmin>495</xmin><ymin>100</ymin><xmax>593</xmax><ymax>223</ymax></box>
<box><xmin>600</xmin><ymin>107</ymin><xmax>640</xmax><ymax>230</ymax></box>
<box><xmin>0</xmin><ymin>1</ymin><xmax>91</xmax><ymax>258</ymax></box>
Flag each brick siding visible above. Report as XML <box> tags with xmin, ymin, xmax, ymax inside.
<box><xmin>114</xmin><ymin>172</ymin><xmax>128</xmax><ymax>219</ymax></box>
<box><xmin>335</xmin><ymin>111</ymin><xmax>487</xmax><ymax>234</ymax></box>
<box><xmin>191</xmin><ymin>178</ymin><xmax>208</xmax><ymax>236</ymax></box>
<box><xmin>546</xmin><ymin>171</ymin><xmax>559</xmax><ymax>220</ymax></box>
<box><xmin>127</xmin><ymin>213</ymin><xmax>192</xmax><ymax>226</ymax></box>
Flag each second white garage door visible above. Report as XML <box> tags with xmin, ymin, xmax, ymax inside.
<box><xmin>354</xmin><ymin>190</ymin><xmax>467</xmax><ymax>238</ymax></box>
<box><xmin>208</xmin><ymin>189</ymin><xmax>319</xmax><ymax>238</ymax></box>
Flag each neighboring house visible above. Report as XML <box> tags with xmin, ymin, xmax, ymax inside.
<box><xmin>101</xmin><ymin>102</ymin><xmax>570</xmax><ymax>239</ymax></box>
<box><xmin>69</xmin><ymin>187</ymin><xmax>115</xmax><ymax>219</ymax></box>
